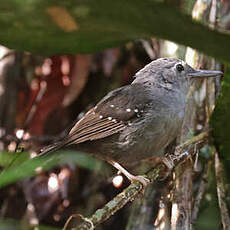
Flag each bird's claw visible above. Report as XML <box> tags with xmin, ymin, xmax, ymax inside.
<box><xmin>109</xmin><ymin>160</ymin><xmax>150</xmax><ymax>193</ymax></box>
<box><xmin>129</xmin><ymin>175</ymin><xmax>150</xmax><ymax>188</ymax></box>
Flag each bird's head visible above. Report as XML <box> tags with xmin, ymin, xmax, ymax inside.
<box><xmin>133</xmin><ymin>58</ymin><xmax>223</xmax><ymax>93</ymax></box>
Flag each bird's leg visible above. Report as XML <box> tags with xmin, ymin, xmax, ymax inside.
<box><xmin>108</xmin><ymin>160</ymin><xmax>150</xmax><ymax>188</ymax></box>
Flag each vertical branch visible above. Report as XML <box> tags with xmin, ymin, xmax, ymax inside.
<box><xmin>126</xmin><ymin>183</ymin><xmax>158</xmax><ymax>230</ymax></box>
<box><xmin>126</xmin><ymin>177</ymin><xmax>172</xmax><ymax>230</ymax></box>
<box><xmin>0</xmin><ymin>50</ymin><xmax>23</xmax><ymax>134</ymax></box>
<box><xmin>214</xmin><ymin>153</ymin><xmax>230</xmax><ymax>230</ymax></box>
<box><xmin>154</xmin><ymin>198</ymin><xmax>171</xmax><ymax>230</ymax></box>
<box><xmin>171</xmin><ymin>162</ymin><xmax>193</xmax><ymax>230</ymax></box>
<box><xmin>191</xmin><ymin>160</ymin><xmax>211</xmax><ymax>223</ymax></box>
<box><xmin>171</xmin><ymin>0</ymin><xmax>220</xmax><ymax>229</ymax></box>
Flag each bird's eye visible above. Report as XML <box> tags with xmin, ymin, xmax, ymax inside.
<box><xmin>176</xmin><ymin>64</ymin><xmax>184</xmax><ymax>72</ymax></box>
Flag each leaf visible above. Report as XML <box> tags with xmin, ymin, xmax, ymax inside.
<box><xmin>0</xmin><ymin>0</ymin><xmax>230</xmax><ymax>61</ymax></box>
<box><xmin>46</xmin><ymin>7</ymin><xmax>78</xmax><ymax>32</ymax></box>
<box><xmin>0</xmin><ymin>150</ymin><xmax>104</xmax><ymax>188</ymax></box>
<box><xmin>0</xmin><ymin>218</ymin><xmax>60</xmax><ymax>230</ymax></box>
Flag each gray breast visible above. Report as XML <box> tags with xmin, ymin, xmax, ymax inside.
<box><xmin>114</xmin><ymin>98</ymin><xmax>185</xmax><ymax>164</ymax></box>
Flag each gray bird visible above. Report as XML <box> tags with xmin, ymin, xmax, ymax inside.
<box><xmin>40</xmin><ymin>58</ymin><xmax>222</xmax><ymax>186</ymax></box>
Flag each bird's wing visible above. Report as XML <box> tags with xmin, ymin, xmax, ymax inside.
<box><xmin>66</xmin><ymin>83</ymin><xmax>150</xmax><ymax>145</ymax></box>
<box><xmin>67</xmin><ymin>107</ymin><xmax>125</xmax><ymax>144</ymax></box>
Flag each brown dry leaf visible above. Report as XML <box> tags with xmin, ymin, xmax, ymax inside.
<box><xmin>46</xmin><ymin>7</ymin><xmax>78</xmax><ymax>32</ymax></box>
<box><xmin>18</xmin><ymin>56</ymin><xmax>68</xmax><ymax>135</ymax></box>
<box><xmin>62</xmin><ymin>54</ymin><xmax>91</xmax><ymax>107</ymax></box>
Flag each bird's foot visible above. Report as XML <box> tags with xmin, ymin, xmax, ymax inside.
<box><xmin>128</xmin><ymin>175</ymin><xmax>150</xmax><ymax>188</ymax></box>
<box><xmin>109</xmin><ymin>160</ymin><xmax>150</xmax><ymax>190</ymax></box>
<box><xmin>163</xmin><ymin>150</ymin><xmax>190</xmax><ymax>169</ymax></box>
<box><xmin>162</xmin><ymin>157</ymin><xmax>174</xmax><ymax>169</ymax></box>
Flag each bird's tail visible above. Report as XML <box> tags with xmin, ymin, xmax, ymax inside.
<box><xmin>39</xmin><ymin>141</ymin><xmax>67</xmax><ymax>157</ymax></box>
<box><xmin>38</xmin><ymin>129</ymin><xmax>80</xmax><ymax>157</ymax></box>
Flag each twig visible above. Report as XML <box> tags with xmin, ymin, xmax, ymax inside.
<box><xmin>175</xmin><ymin>131</ymin><xmax>209</xmax><ymax>153</ymax></box>
<box><xmin>70</xmin><ymin>131</ymin><xmax>209</xmax><ymax>230</ymax></box>
<box><xmin>214</xmin><ymin>152</ymin><xmax>230</xmax><ymax>230</ymax></box>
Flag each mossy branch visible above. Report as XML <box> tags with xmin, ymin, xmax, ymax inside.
<box><xmin>70</xmin><ymin>131</ymin><xmax>209</xmax><ymax>230</ymax></box>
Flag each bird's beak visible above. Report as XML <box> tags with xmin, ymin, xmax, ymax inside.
<box><xmin>188</xmin><ymin>69</ymin><xmax>223</xmax><ymax>78</ymax></box>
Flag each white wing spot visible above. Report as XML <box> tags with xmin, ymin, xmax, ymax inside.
<box><xmin>126</xmin><ymin>108</ymin><xmax>131</xmax><ymax>112</ymax></box>
<box><xmin>108</xmin><ymin>117</ymin><xmax>112</xmax><ymax>121</ymax></box>
<box><xmin>110</xmin><ymin>104</ymin><xmax>115</xmax><ymax>108</ymax></box>
<box><xmin>99</xmin><ymin>115</ymin><xmax>103</xmax><ymax>119</ymax></box>
<box><xmin>112</xmin><ymin>119</ymin><xmax>117</xmax><ymax>123</ymax></box>
<box><xmin>128</xmin><ymin>121</ymin><xmax>132</xmax><ymax>126</ymax></box>
<box><xmin>134</xmin><ymin>109</ymin><xmax>138</xmax><ymax>113</ymax></box>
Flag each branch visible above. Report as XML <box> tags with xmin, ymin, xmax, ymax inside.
<box><xmin>215</xmin><ymin>152</ymin><xmax>230</xmax><ymax>230</ymax></box>
<box><xmin>171</xmin><ymin>161</ymin><xmax>193</xmax><ymax>230</ymax></box>
<box><xmin>70</xmin><ymin>131</ymin><xmax>209</xmax><ymax>230</ymax></box>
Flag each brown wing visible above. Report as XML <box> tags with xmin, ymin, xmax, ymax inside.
<box><xmin>65</xmin><ymin>84</ymin><xmax>149</xmax><ymax>146</ymax></box>
<box><xmin>66</xmin><ymin>107</ymin><xmax>125</xmax><ymax>145</ymax></box>
<box><xmin>39</xmin><ymin>108</ymin><xmax>126</xmax><ymax>156</ymax></box>
<box><xmin>39</xmin><ymin>84</ymin><xmax>150</xmax><ymax>156</ymax></box>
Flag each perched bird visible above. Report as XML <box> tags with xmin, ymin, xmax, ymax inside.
<box><xmin>40</xmin><ymin>58</ymin><xmax>222</xmax><ymax>186</ymax></box>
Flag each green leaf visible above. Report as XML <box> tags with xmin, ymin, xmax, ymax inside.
<box><xmin>0</xmin><ymin>218</ymin><xmax>60</xmax><ymax>230</ymax></box>
<box><xmin>1</xmin><ymin>0</ymin><xmax>230</xmax><ymax>61</ymax></box>
<box><xmin>0</xmin><ymin>150</ymin><xmax>104</xmax><ymax>188</ymax></box>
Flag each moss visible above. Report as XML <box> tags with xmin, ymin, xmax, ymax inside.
<box><xmin>211</xmin><ymin>64</ymin><xmax>230</xmax><ymax>158</ymax></box>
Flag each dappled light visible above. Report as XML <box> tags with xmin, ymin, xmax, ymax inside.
<box><xmin>0</xmin><ymin>1</ymin><xmax>229</xmax><ymax>230</ymax></box>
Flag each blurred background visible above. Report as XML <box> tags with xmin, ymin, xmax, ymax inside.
<box><xmin>0</xmin><ymin>0</ymin><xmax>230</xmax><ymax>230</ymax></box>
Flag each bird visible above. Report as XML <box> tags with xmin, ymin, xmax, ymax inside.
<box><xmin>39</xmin><ymin>58</ymin><xmax>222</xmax><ymax>187</ymax></box>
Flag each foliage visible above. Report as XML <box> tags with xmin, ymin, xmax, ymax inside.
<box><xmin>0</xmin><ymin>218</ymin><xmax>60</xmax><ymax>230</ymax></box>
<box><xmin>0</xmin><ymin>0</ymin><xmax>230</xmax><ymax>62</ymax></box>
<box><xmin>0</xmin><ymin>0</ymin><xmax>230</xmax><ymax>229</ymax></box>
<box><xmin>211</xmin><ymin>64</ymin><xmax>230</xmax><ymax>162</ymax></box>
<box><xmin>0</xmin><ymin>150</ymin><xmax>104</xmax><ymax>188</ymax></box>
